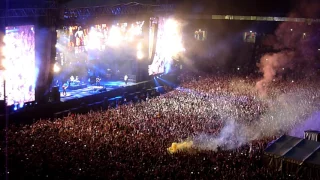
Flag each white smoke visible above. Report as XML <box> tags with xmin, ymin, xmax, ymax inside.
<box><xmin>191</xmin><ymin>86</ymin><xmax>320</xmax><ymax>151</ymax></box>
<box><xmin>194</xmin><ymin>119</ymin><xmax>249</xmax><ymax>151</ymax></box>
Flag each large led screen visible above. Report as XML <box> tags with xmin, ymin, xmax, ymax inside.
<box><xmin>148</xmin><ymin>17</ymin><xmax>184</xmax><ymax>76</ymax></box>
<box><xmin>4</xmin><ymin>25</ymin><xmax>36</xmax><ymax>105</ymax></box>
<box><xmin>54</xmin><ymin>21</ymin><xmax>144</xmax><ymax>84</ymax></box>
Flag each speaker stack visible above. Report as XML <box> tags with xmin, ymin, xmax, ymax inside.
<box><xmin>51</xmin><ymin>86</ymin><xmax>60</xmax><ymax>102</ymax></box>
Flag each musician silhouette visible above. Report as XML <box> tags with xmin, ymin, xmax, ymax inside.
<box><xmin>96</xmin><ymin>76</ymin><xmax>101</xmax><ymax>86</ymax></box>
<box><xmin>62</xmin><ymin>82</ymin><xmax>68</xmax><ymax>96</ymax></box>
<box><xmin>124</xmin><ymin>75</ymin><xmax>128</xmax><ymax>85</ymax></box>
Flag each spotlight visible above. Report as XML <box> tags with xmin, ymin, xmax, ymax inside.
<box><xmin>137</xmin><ymin>51</ymin><xmax>143</xmax><ymax>59</ymax></box>
<box><xmin>53</xmin><ymin>63</ymin><xmax>60</xmax><ymax>73</ymax></box>
<box><xmin>137</xmin><ymin>42</ymin><xmax>142</xmax><ymax>50</ymax></box>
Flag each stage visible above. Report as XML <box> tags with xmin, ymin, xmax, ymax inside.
<box><xmin>60</xmin><ymin>80</ymin><xmax>135</xmax><ymax>102</ymax></box>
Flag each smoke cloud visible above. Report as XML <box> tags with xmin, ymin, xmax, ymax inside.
<box><xmin>190</xmin><ymin>87</ymin><xmax>319</xmax><ymax>152</ymax></box>
<box><xmin>256</xmin><ymin>1</ymin><xmax>320</xmax><ymax>96</ymax></box>
<box><xmin>256</xmin><ymin>51</ymin><xmax>295</xmax><ymax>97</ymax></box>
<box><xmin>193</xmin><ymin>119</ymin><xmax>249</xmax><ymax>151</ymax></box>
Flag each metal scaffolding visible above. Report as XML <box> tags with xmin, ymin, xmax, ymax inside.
<box><xmin>0</xmin><ymin>3</ymin><xmax>175</xmax><ymax>18</ymax></box>
<box><xmin>0</xmin><ymin>8</ymin><xmax>49</xmax><ymax>18</ymax></box>
<box><xmin>63</xmin><ymin>4</ymin><xmax>174</xmax><ymax>18</ymax></box>
<box><xmin>1</xmin><ymin>3</ymin><xmax>320</xmax><ymax>24</ymax></box>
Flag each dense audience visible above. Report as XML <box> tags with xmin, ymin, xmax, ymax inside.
<box><xmin>2</xmin><ymin>73</ymin><xmax>320</xmax><ymax>179</ymax></box>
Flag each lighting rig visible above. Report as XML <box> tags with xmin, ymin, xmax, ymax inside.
<box><xmin>0</xmin><ymin>3</ymin><xmax>175</xmax><ymax>18</ymax></box>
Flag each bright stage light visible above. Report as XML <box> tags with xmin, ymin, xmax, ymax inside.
<box><xmin>4</xmin><ymin>25</ymin><xmax>36</xmax><ymax>106</ymax></box>
<box><xmin>87</xmin><ymin>27</ymin><xmax>103</xmax><ymax>49</ymax></box>
<box><xmin>148</xmin><ymin>18</ymin><xmax>185</xmax><ymax>75</ymax></box>
<box><xmin>137</xmin><ymin>51</ymin><xmax>143</xmax><ymax>59</ymax></box>
<box><xmin>108</xmin><ymin>25</ymin><xmax>122</xmax><ymax>46</ymax></box>
<box><xmin>53</xmin><ymin>63</ymin><xmax>60</xmax><ymax>73</ymax></box>
<box><xmin>162</xmin><ymin>19</ymin><xmax>184</xmax><ymax>57</ymax></box>
<box><xmin>137</xmin><ymin>42</ymin><xmax>142</xmax><ymax>50</ymax></box>
<box><xmin>165</xmin><ymin>19</ymin><xmax>178</xmax><ymax>33</ymax></box>
<box><xmin>1</xmin><ymin>59</ymin><xmax>7</xmax><ymax>70</ymax></box>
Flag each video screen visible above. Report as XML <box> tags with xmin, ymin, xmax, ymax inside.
<box><xmin>3</xmin><ymin>25</ymin><xmax>35</xmax><ymax>106</ymax></box>
<box><xmin>148</xmin><ymin>17</ymin><xmax>184</xmax><ymax>76</ymax></box>
<box><xmin>54</xmin><ymin>21</ymin><xmax>145</xmax><ymax>87</ymax></box>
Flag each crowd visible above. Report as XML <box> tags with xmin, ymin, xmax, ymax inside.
<box><xmin>2</xmin><ymin>73</ymin><xmax>320</xmax><ymax>179</ymax></box>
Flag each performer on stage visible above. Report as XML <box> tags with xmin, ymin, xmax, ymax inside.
<box><xmin>75</xmin><ymin>26</ymin><xmax>84</xmax><ymax>46</ymax></box>
<box><xmin>62</xmin><ymin>82</ymin><xmax>69</xmax><ymax>96</ymax></box>
<box><xmin>96</xmin><ymin>76</ymin><xmax>101</xmax><ymax>86</ymax></box>
<box><xmin>124</xmin><ymin>75</ymin><xmax>129</xmax><ymax>85</ymax></box>
<box><xmin>74</xmin><ymin>76</ymin><xmax>80</xmax><ymax>85</ymax></box>
<box><xmin>70</xmin><ymin>76</ymin><xmax>75</xmax><ymax>83</ymax></box>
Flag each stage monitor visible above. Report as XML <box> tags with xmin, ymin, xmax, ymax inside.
<box><xmin>2</xmin><ymin>25</ymin><xmax>36</xmax><ymax>106</ymax></box>
<box><xmin>54</xmin><ymin>21</ymin><xmax>145</xmax><ymax>91</ymax></box>
<box><xmin>148</xmin><ymin>17</ymin><xmax>184</xmax><ymax>76</ymax></box>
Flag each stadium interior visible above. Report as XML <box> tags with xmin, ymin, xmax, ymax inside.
<box><xmin>1</xmin><ymin>0</ymin><xmax>320</xmax><ymax>179</ymax></box>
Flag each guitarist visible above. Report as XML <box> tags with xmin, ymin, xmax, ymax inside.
<box><xmin>96</xmin><ymin>76</ymin><xmax>101</xmax><ymax>86</ymax></box>
<box><xmin>124</xmin><ymin>75</ymin><xmax>129</xmax><ymax>85</ymax></box>
<box><xmin>62</xmin><ymin>82</ymin><xmax>69</xmax><ymax>96</ymax></box>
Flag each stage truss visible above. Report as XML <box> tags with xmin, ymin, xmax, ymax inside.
<box><xmin>0</xmin><ymin>2</ymin><xmax>320</xmax><ymax>25</ymax></box>
<box><xmin>0</xmin><ymin>3</ymin><xmax>175</xmax><ymax>18</ymax></box>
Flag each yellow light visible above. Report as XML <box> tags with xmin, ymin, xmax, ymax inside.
<box><xmin>137</xmin><ymin>51</ymin><xmax>143</xmax><ymax>59</ymax></box>
<box><xmin>137</xmin><ymin>42</ymin><xmax>142</xmax><ymax>50</ymax></box>
<box><xmin>53</xmin><ymin>63</ymin><xmax>60</xmax><ymax>73</ymax></box>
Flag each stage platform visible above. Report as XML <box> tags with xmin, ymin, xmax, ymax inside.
<box><xmin>68</xmin><ymin>83</ymin><xmax>87</xmax><ymax>90</ymax></box>
<box><xmin>60</xmin><ymin>80</ymin><xmax>135</xmax><ymax>102</ymax></box>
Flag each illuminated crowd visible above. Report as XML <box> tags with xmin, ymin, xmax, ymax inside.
<box><xmin>4</xmin><ymin>73</ymin><xmax>319</xmax><ymax>179</ymax></box>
